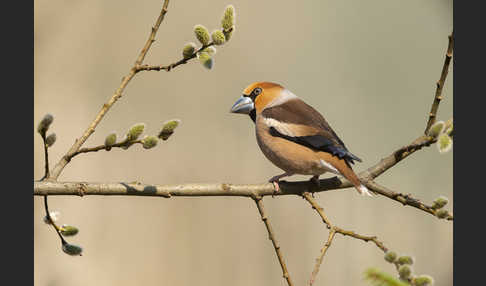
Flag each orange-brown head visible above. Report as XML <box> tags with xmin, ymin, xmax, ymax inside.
<box><xmin>230</xmin><ymin>82</ymin><xmax>288</xmax><ymax>121</ymax></box>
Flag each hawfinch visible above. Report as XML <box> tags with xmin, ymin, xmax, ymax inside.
<box><xmin>230</xmin><ymin>82</ymin><xmax>372</xmax><ymax>196</ymax></box>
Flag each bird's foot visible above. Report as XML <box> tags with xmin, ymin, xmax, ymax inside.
<box><xmin>271</xmin><ymin>181</ymin><xmax>280</xmax><ymax>198</ymax></box>
<box><xmin>269</xmin><ymin>173</ymin><xmax>290</xmax><ymax>197</ymax></box>
<box><xmin>309</xmin><ymin>175</ymin><xmax>320</xmax><ymax>197</ymax></box>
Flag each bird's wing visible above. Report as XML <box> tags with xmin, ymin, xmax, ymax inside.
<box><xmin>261</xmin><ymin>98</ymin><xmax>362</xmax><ymax>165</ymax></box>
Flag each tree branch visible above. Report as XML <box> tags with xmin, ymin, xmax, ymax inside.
<box><xmin>48</xmin><ymin>0</ymin><xmax>171</xmax><ymax>181</ymax></box>
<box><xmin>68</xmin><ymin>139</ymin><xmax>144</xmax><ymax>160</ymax></box>
<box><xmin>254</xmin><ymin>197</ymin><xmax>294</xmax><ymax>286</ymax></box>
<box><xmin>135</xmin><ymin>43</ymin><xmax>215</xmax><ymax>72</ymax></box>
<box><xmin>135</xmin><ymin>0</ymin><xmax>170</xmax><ymax>66</ymax></box>
<box><xmin>303</xmin><ymin>193</ymin><xmax>389</xmax><ymax>286</ymax></box>
<box><xmin>424</xmin><ymin>32</ymin><xmax>454</xmax><ymax>134</ymax></box>
<box><xmin>366</xmin><ymin>181</ymin><xmax>453</xmax><ymax>220</ymax></box>
<box><xmin>309</xmin><ymin>227</ymin><xmax>336</xmax><ymax>286</ymax></box>
<box><xmin>34</xmin><ymin>132</ymin><xmax>453</xmax><ymax>221</ymax></box>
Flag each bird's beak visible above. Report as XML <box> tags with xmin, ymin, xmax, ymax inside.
<box><xmin>230</xmin><ymin>96</ymin><xmax>254</xmax><ymax>114</ymax></box>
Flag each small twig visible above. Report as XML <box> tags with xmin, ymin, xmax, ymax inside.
<box><xmin>303</xmin><ymin>192</ymin><xmax>332</xmax><ymax>229</ymax></box>
<box><xmin>309</xmin><ymin>227</ymin><xmax>336</xmax><ymax>286</ymax></box>
<box><xmin>366</xmin><ymin>181</ymin><xmax>453</xmax><ymax>220</ymax></box>
<box><xmin>135</xmin><ymin>0</ymin><xmax>170</xmax><ymax>66</ymax></box>
<box><xmin>424</xmin><ymin>32</ymin><xmax>454</xmax><ymax>134</ymax></box>
<box><xmin>253</xmin><ymin>197</ymin><xmax>294</xmax><ymax>286</ymax></box>
<box><xmin>43</xmin><ymin>195</ymin><xmax>66</xmax><ymax>244</ymax></box>
<box><xmin>333</xmin><ymin>227</ymin><xmax>388</xmax><ymax>253</ymax></box>
<box><xmin>48</xmin><ymin>0</ymin><xmax>171</xmax><ymax>180</ymax></box>
<box><xmin>67</xmin><ymin>139</ymin><xmax>143</xmax><ymax>160</ymax></box>
<box><xmin>304</xmin><ymin>194</ymin><xmax>389</xmax><ymax>286</ymax></box>
<box><xmin>40</xmin><ymin>133</ymin><xmax>50</xmax><ymax>180</ymax></box>
<box><xmin>137</xmin><ymin>43</ymin><xmax>216</xmax><ymax>72</ymax></box>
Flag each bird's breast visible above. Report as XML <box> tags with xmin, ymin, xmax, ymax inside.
<box><xmin>255</xmin><ymin>115</ymin><xmax>328</xmax><ymax>175</ymax></box>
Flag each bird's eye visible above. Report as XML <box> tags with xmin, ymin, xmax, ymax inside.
<box><xmin>253</xmin><ymin>88</ymin><xmax>262</xmax><ymax>96</ymax></box>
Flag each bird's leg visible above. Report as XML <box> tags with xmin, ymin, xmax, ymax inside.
<box><xmin>309</xmin><ymin>175</ymin><xmax>321</xmax><ymax>197</ymax></box>
<box><xmin>268</xmin><ymin>172</ymin><xmax>293</xmax><ymax>197</ymax></box>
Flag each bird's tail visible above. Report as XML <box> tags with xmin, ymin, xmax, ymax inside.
<box><xmin>321</xmin><ymin>156</ymin><xmax>373</xmax><ymax>197</ymax></box>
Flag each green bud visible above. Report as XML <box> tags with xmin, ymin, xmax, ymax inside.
<box><xmin>223</xmin><ymin>26</ymin><xmax>234</xmax><ymax>41</ymax></box>
<box><xmin>198</xmin><ymin>52</ymin><xmax>213</xmax><ymax>69</ymax></box>
<box><xmin>62</xmin><ymin>242</ymin><xmax>83</xmax><ymax>256</ymax></box>
<box><xmin>431</xmin><ymin>196</ymin><xmax>448</xmax><ymax>209</ymax></box>
<box><xmin>60</xmin><ymin>224</ymin><xmax>79</xmax><ymax>236</ymax></box>
<box><xmin>398</xmin><ymin>265</ymin><xmax>412</xmax><ymax>280</ymax></box>
<box><xmin>211</xmin><ymin>30</ymin><xmax>226</xmax><ymax>45</ymax></box>
<box><xmin>384</xmin><ymin>251</ymin><xmax>397</xmax><ymax>263</ymax></box>
<box><xmin>221</xmin><ymin>5</ymin><xmax>235</xmax><ymax>31</ymax></box>
<box><xmin>444</xmin><ymin>121</ymin><xmax>453</xmax><ymax>136</ymax></box>
<box><xmin>127</xmin><ymin>123</ymin><xmax>145</xmax><ymax>141</ymax></box>
<box><xmin>194</xmin><ymin>25</ymin><xmax>210</xmax><ymax>45</ymax></box>
<box><xmin>45</xmin><ymin>133</ymin><xmax>57</xmax><ymax>147</ymax></box>
<box><xmin>104</xmin><ymin>132</ymin><xmax>117</xmax><ymax>150</ymax></box>
<box><xmin>364</xmin><ymin>268</ymin><xmax>409</xmax><ymax>286</ymax></box>
<box><xmin>182</xmin><ymin>42</ymin><xmax>197</xmax><ymax>59</ymax></box>
<box><xmin>37</xmin><ymin>113</ymin><xmax>54</xmax><ymax>135</ymax></box>
<box><xmin>435</xmin><ymin>209</ymin><xmax>449</xmax><ymax>219</ymax></box>
<box><xmin>142</xmin><ymin>135</ymin><xmax>159</xmax><ymax>149</ymax></box>
<box><xmin>427</xmin><ymin>121</ymin><xmax>444</xmax><ymax>138</ymax></box>
<box><xmin>203</xmin><ymin>46</ymin><xmax>217</xmax><ymax>55</ymax></box>
<box><xmin>437</xmin><ymin>133</ymin><xmax>452</xmax><ymax>154</ymax></box>
<box><xmin>397</xmin><ymin>256</ymin><xmax>414</xmax><ymax>265</ymax></box>
<box><xmin>413</xmin><ymin>275</ymin><xmax>434</xmax><ymax>286</ymax></box>
<box><xmin>158</xmin><ymin>119</ymin><xmax>181</xmax><ymax>141</ymax></box>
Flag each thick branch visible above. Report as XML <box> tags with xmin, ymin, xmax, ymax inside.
<box><xmin>48</xmin><ymin>0</ymin><xmax>171</xmax><ymax>180</ymax></box>
<box><xmin>424</xmin><ymin>32</ymin><xmax>453</xmax><ymax>134</ymax></box>
<box><xmin>254</xmin><ymin>198</ymin><xmax>294</xmax><ymax>286</ymax></box>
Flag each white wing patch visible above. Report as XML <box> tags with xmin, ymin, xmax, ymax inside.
<box><xmin>262</xmin><ymin>117</ymin><xmax>297</xmax><ymax>137</ymax></box>
<box><xmin>319</xmin><ymin>159</ymin><xmax>340</xmax><ymax>175</ymax></box>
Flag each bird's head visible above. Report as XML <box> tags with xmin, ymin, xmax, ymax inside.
<box><xmin>230</xmin><ymin>82</ymin><xmax>286</xmax><ymax>121</ymax></box>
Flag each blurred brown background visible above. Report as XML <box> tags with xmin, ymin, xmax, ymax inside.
<box><xmin>34</xmin><ymin>0</ymin><xmax>453</xmax><ymax>285</ymax></box>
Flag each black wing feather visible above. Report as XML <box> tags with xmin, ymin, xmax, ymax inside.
<box><xmin>269</xmin><ymin>127</ymin><xmax>362</xmax><ymax>165</ymax></box>
<box><xmin>262</xmin><ymin>98</ymin><xmax>363</xmax><ymax>165</ymax></box>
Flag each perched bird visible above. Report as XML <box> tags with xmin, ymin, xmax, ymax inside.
<box><xmin>230</xmin><ymin>82</ymin><xmax>372</xmax><ymax>196</ymax></box>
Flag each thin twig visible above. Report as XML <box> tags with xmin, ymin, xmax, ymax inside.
<box><xmin>48</xmin><ymin>0</ymin><xmax>171</xmax><ymax>180</ymax></box>
<box><xmin>253</xmin><ymin>197</ymin><xmax>294</xmax><ymax>286</ymax></box>
<box><xmin>333</xmin><ymin>227</ymin><xmax>388</xmax><ymax>252</ymax></box>
<box><xmin>303</xmin><ymin>192</ymin><xmax>332</xmax><ymax>228</ymax></box>
<box><xmin>137</xmin><ymin>43</ymin><xmax>215</xmax><ymax>72</ymax></box>
<box><xmin>304</xmin><ymin>194</ymin><xmax>389</xmax><ymax>286</ymax></box>
<box><xmin>424</xmin><ymin>32</ymin><xmax>454</xmax><ymax>134</ymax></box>
<box><xmin>68</xmin><ymin>140</ymin><xmax>143</xmax><ymax>160</ymax></box>
<box><xmin>135</xmin><ymin>0</ymin><xmax>170</xmax><ymax>66</ymax></box>
<box><xmin>43</xmin><ymin>195</ymin><xmax>66</xmax><ymax>244</ymax></box>
<box><xmin>136</xmin><ymin>27</ymin><xmax>233</xmax><ymax>72</ymax></box>
<box><xmin>309</xmin><ymin>227</ymin><xmax>336</xmax><ymax>286</ymax></box>
<box><xmin>366</xmin><ymin>181</ymin><xmax>453</xmax><ymax>220</ymax></box>
<box><xmin>41</xmin><ymin>134</ymin><xmax>50</xmax><ymax>180</ymax></box>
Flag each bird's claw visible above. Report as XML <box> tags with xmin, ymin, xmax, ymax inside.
<box><xmin>309</xmin><ymin>175</ymin><xmax>320</xmax><ymax>197</ymax></box>
<box><xmin>271</xmin><ymin>181</ymin><xmax>280</xmax><ymax>198</ymax></box>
